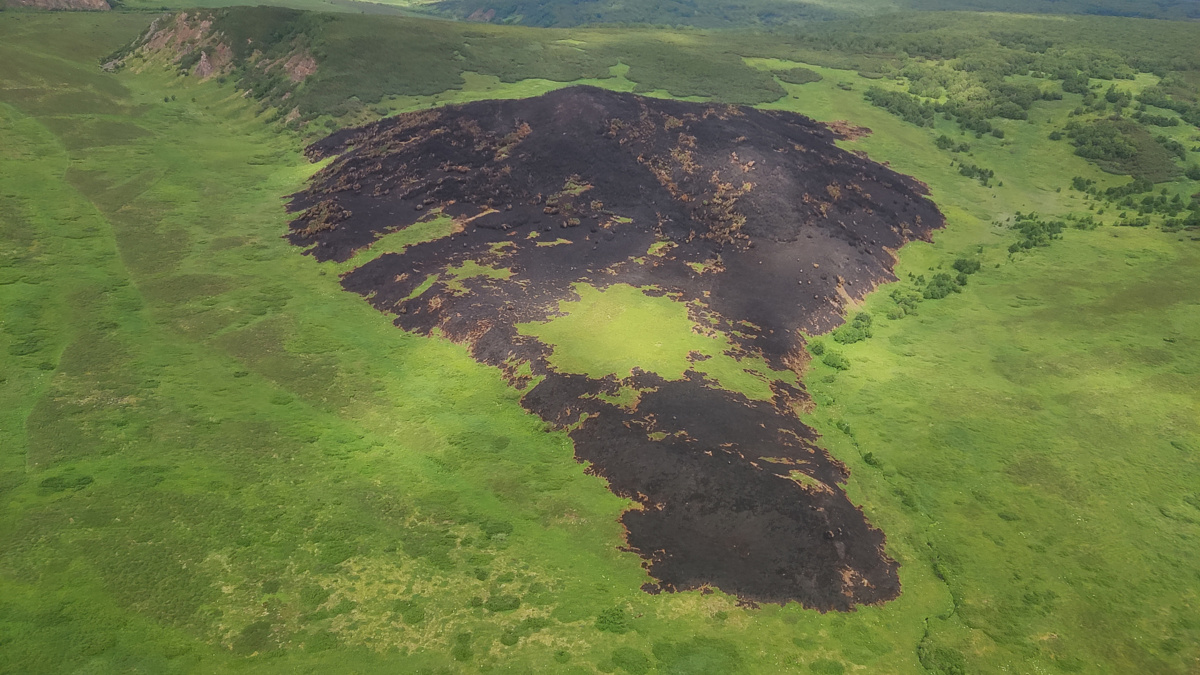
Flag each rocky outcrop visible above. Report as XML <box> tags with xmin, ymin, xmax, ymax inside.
<box><xmin>107</xmin><ymin>11</ymin><xmax>313</xmax><ymax>85</ymax></box>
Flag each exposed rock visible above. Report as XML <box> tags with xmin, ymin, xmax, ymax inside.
<box><xmin>110</xmin><ymin>12</ymin><xmax>311</xmax><ymax>87</ymax></box>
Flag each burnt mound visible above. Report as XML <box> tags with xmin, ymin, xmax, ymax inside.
<box><xmin>287</xmin><ymin>86</ymin><xmax>945</xmax><ymax>610</ymax></box>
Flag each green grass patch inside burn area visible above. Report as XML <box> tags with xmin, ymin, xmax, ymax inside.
<box><xmin>2</xmin><ymin>6</ymin><xmax>1200</xmax><ymax>675</ymax></box>
<box><xmin>517</xmin><ymin>283</ymin><xmax>794</xmax><ymax>402</ymax></box>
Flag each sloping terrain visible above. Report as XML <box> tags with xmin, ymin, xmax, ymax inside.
<box><xmin>3</xmin><ymin>10</ymin><xmax>1199</xmax><ymax>674</ymax></box>
<box><xmin>2</xmin><ymin>0</ymin><xmax>109</xmax><ymax>9</ymax></box>
<box><xmin>428</xmin><ymin>0</ymin><xmax>1200</xmax><ymax>27</ymax></box>
<box><xmin>288</xmin><ymin>86</ymin><xmax>944</xmax><ymax>608</ymax></box>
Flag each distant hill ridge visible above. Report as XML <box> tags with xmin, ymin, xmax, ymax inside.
<box><xmin>2</xmin><ymin>0</ymin><xmax>108</xmax><ymax>10</ymax></box>
<box><xmin>432</xmin><ymin>0</ymin><xmax>1200</xmax><ymax>27</ymax></box>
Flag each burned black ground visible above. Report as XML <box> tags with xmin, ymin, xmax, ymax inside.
<box><xmin>287</xmin><ymin>86</ymin><xmax>944</xmax><ymax>609</ymax></box>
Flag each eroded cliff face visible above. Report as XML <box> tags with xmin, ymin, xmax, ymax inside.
<box><xmin>287</xmin><ymin>86</ymin><xmax>946</xmax><ymax>610</ymax></box>
<box><xmin>103</xmin><ymin>12</ymin><xmax>315</xmax><ymax>89</ymax></box>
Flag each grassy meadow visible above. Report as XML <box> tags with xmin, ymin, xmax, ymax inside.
<box><xmin>1</xmin><ymin>8</ymin><xmax>1198</xmax><ymax>675</ymax></box>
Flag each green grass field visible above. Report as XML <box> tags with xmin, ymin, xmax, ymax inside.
<box><xmin>1</xmin><ymin>9</ymin><xmax>1198</xmax><ymax>674</ymax></box>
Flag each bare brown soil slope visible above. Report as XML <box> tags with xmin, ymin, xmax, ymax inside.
<box><xmin>287</xmin><ymin>86</ymin><xmax>945</xmax><ymax>610</ymax></box>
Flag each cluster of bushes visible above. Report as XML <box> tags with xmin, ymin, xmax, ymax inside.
<box><xmin>1161</xmin><ymin>210</ymin><xmax>1200</xmax><ymax>232</ymax></box>
<box><xmin>1157</xmin><ymin>135</ymin><xmax>1188</xmax><ymax>161</ymax></box>
<box><xmin>1116</xmin><ymin>215</ymin><xmax>1152</xmax><ymax>227</ymax></box>
<box><xmin>820</xmin><ymin>350</ymin><xmax>851</xmax><ymax>370</ymax></box>
<box><xmin>1137</xmin><ymin>88</ymin><xmax>1200</xmax><ymax>128</ymax></box>
<box><xmin>808</xmin><ymin>339</ymin><xmax>851</xmax><ymax>370</ymax></box>
<box><xmin>1129</xmin><ymin>191</ymin><xmax>1190</xmax><ymax>217</ymax></box>
<box><xmin>832</xmin><ymin>312</ymin><xmax>873</xmax><ymax>344</ymax></box>
<box><xmin>1070</xmin><ymin>176</ymin><xmax>1096</xmax><ymax>192</ymax></box>
<box><xmin>1060</xmin><ymin>70</ymin><xmax>1091</xmax><ymax>94</ymax></box>
<box><xmin>864</xmin><ymin>87</ymin><xmax>938</xmax><ymax>127</ymax></box>
<box><xmin>935</xmin><ymin>134</ymin><xmax>971</xmax><ymax>153</ymax></box>
<box><xmin>1071</xmin><ymin>175</ymin><xmax>1200</xmax><ymax>231</ymax></box>
<box><xmin>1008</xmin><ymin>212</ymin><xmax>1065</xmax><ymax>253</ymax></box>
<box><xmin>957</xmin><ymin>162</ymin><xmax>996</xmax><ymax>187</ymax></box>
<box><xmin>1101</xmin><ymin>176</ymin><xmax>1153</xmax><ymax>198</ymax></box>
<box><xmin>1064</xmin><ymin>120</ymin><xmax>1136</xmax><ymax>161</ymax></box>
<box><xmin>882</xmin><ymin>257</ymin><xmax>980</xmax><ymax>319</ymax></box>
<box><xmin>863</xmin><ymin>86</ymin><xmax>1019</xmax><ymax>138</ymax></box>
<box><xmin>888</xmin><ymin>287</ymin><xmax>923</xmax><ymax>319</ymax></box>
<box><xmin>1103</xmin><ymin>84</ymin><xmax>1133</xmax><ymax>108</ymax></box>
<box><xmin>922</xmin><ymin>272</ymin><xmax>963</xmax><ymax>299</ymax></box>
<box><xmin>809</xmin><ymin>311</ymin><xmax>888</xmax><ymax>372</ymax></box>
<box><xmin>1133</xmin><ymin>111</ymin><xmax>1179</xmax><ymax>127</ymax></box>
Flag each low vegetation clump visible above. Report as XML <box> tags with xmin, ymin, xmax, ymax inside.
<box><xmin>821</xmin><ymin>350</ymin><xmax>851</xmax><ymax>370</ymax></box>
<box><xmin>956</xmin><ymin>161</ymin><xmax>995</xmax><ymax>187</ymax></box>
<box><xmin>832</xmin><ymin>312</ymin><xmax>873</xmax><ymax>344</ymax></box>
<box><xmin>775</xmin><ymin>66</ymin><xmax>823</xmax><ymax>85</ymax></box>
<box><xmin>1008</xmin><ymin>212</ymin><xmax>1065</xmax><ymax>252</ymax></box>
<box><xmin>864</xmin><ymin>86</ymin><xmax>936</xmax><ymax>127</ymax></box>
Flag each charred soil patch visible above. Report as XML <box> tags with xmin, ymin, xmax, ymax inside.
<box><xmin>287</xmin><ymin>86</ymin><xmax>944</xmax><ymax>610</ymax></box>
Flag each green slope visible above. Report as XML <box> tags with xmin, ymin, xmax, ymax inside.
<box><xmin>1</xmin><ymin>9</ymin><xmax>1198</xmax><ymax>675</ymax></box>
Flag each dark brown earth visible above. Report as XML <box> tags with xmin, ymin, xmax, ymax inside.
<box><xmin>287</xmin><ymin>86</ymin><xmax>944</xmax><ymax>610</ymax></box>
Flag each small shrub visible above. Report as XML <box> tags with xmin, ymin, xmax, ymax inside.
<box><xmin>952</xmin><ymin>258</ymin><xmax>981</xmax><ymax>274</ymax></box>
<box><xmin>891</xmin><ymin>287</ymin><xmax>922</xmax><ymax>314</ymax></box>
<box><xmin>595</xmin><ymin>607</ymin><xmax>632</xmax><ymax>634</ymax></box>
<box><xmin>299</xmin><ymin>584</ymin><xmax>330</xmax><ymax>610</ymax></box>
<box><xmin>808</xmin><ymin>340</ymin><xmax>825</xmax><ymax>356</ymax></box>
<box><xmin>393</xmin><ymin>598</ymin><xmax>425</xmax><ymax>624</ymax></box>
<box><xmin>832</xmin><ymin>312</ymin><xmax>872</xmax><ymax>344</ymax></box>
<box><xmin>923</xmin><ymin>273</ymin><xmax>961</xmax><ymax>299</ymax></box>
<box><xmin>484</xmin><ymin>594</ymin><xmax>521</xmax><ymax>612</ymax></box>
<box><xmin>821</xmin><ymin>351</ymin><xmax>850</xmax><ymax>370</ymax></box>
<box><xmin>451</xmin><ymin>632</ymin><xmax>473</xmax><ymax>662</ymax></box>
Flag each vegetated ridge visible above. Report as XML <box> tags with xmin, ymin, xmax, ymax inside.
<box><xmin>288</xmin><ymin>86</ymin><xmax>945</xmax><ymax>609</ymax></box>
<box><xmin>431</xmin><ymin>0</ymin><xmax>1200</xmax><ymax>27</ymax></box>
